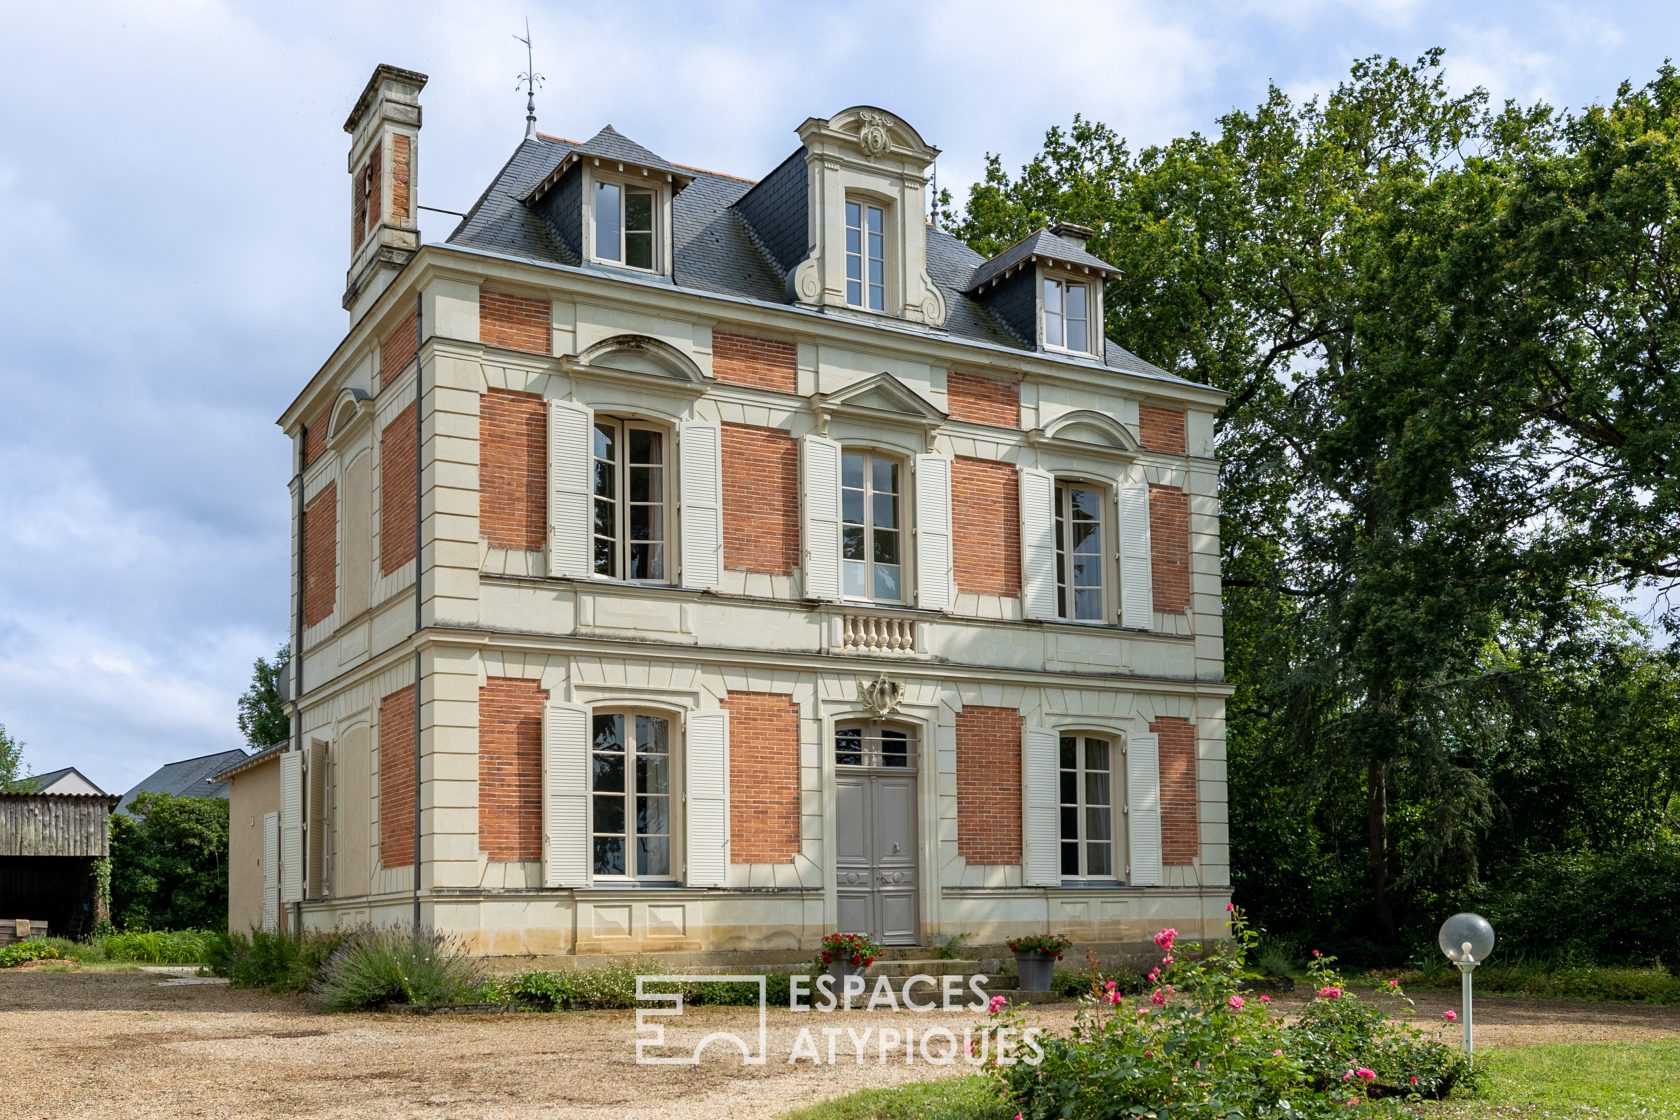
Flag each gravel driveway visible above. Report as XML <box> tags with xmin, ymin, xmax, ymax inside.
<box><xmin>4</xmin><ymin>970</ymin><xmax>1678</xmax><ymax>1119</ymax></box>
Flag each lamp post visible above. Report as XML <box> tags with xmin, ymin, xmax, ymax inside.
<box><xmin>1438</xmin><ymin>913</ymin><xmax>1495</xmax><ymax>1058</ymax></box>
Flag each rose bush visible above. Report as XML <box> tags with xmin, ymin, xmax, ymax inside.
<box><xmin>980</xmin><ymin>906</ymin><xmax>1471</xmax><ymax>1118</ymax></box>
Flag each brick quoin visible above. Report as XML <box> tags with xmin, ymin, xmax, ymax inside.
<box><xmin>367</xmin><ymin>143</ymin><xmax>382</xmax><ymax>233</ymax></box>
<box><xmin>303</xmin><ymin>482</ymin><xmax>337</xmax><ymax>628</ymax></box>
<box><xmin>947</xmin><ymin>371</ymin><xmax>1019</xmax><ymax>427</ymax></box>
<box><xmin>391</xmin><ymin>134</ymin><xmax>412</xmax><ymax>223</ymax></box>
<box><xmin>352</xmin><ymin>154</ymin><xmax>369</xmax><ymax>252</ymax></box>
<box><xmin>478</xmin><ymin>678</ymin><xmax>547</xmax><ymax>861</ymax></box>
<box><xmin>956</xmin><ymin>706</ymin><xmax>1023</xmax><ymax>864</ymax></box>
<box><xmin>380</xmin><ymin>310</ymin><xmax>417</xmax><ymax>392</ymax></box>
<box><xmin>1151</xmin><ymin>716</ymin><xmax>1198</xmax><ymax>865</ymax></box>
<box><xmin>379</xmin><ymin>403</ymin><xmax>417</xmax><ymax>575</ymax></box>
<box><xmin>713</xmin><ymin>331</ymin><xmax>797</xmax><ymax>392</ymax></box>
<box><xmin>302</xmin><ymin>404</ymin><xmax>329</xmax><ymax>469</ymax></box>
<box><xmin>1148</xmin><ymin>484</ymin><xmax>1191</xmax><ymax>613</ymax></box>
<box><xmin>952</xmin><ymin>457</ymin><xmax>1021</xmax><ymax>597</ymax></box>
<box><xmin>379</xmin><ymin>685</ymin><xmax>416</xmax><ymax>869</ymax></box>
<box><xmin>1138</xmin><ymin>404</ymin><xmax>1186</xmax><ymax>454</ymax></box>
<box><xmin>722</xmin><ymin>423</ymin><xmax>799</xmax><ymax>575</ymax></box>
<box><xmin>480</xmin><ymin>290</ymin><xmax>551</xmax><ymax>355</ymax></box>
<box><xmin>480</xmin><ymin>389</ymin><xmax>547</xmax><ymax>551</ymax></box>
<box><xmin>723</xmin><ymin>692</ymin><xmax>801</xmax><ymax>863</ymax></box>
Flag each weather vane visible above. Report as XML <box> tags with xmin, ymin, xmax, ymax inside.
<box><xmin>515</xmin><ymin>18</ymin><xmax>544</xmax><ymax>141</ymax></box>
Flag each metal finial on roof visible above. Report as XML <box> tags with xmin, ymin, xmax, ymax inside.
<box><xmin>515</xmin><ymin>18</ymin><xmax>544</xmax><ymax>141</ymax></box>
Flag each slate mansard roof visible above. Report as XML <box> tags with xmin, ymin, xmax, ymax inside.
<box><xmin>445</xmin><ymin>131</ymin><xmax>1197</xmax><ymax>391</ymax></box>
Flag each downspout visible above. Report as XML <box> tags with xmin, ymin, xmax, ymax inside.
<box><xmin>412</xmin><ymin>291</ymin><xmax>424</xmax><ymax>933</ymax></box>
<box><xmin>292</xmin><ymin>409</ymin><xmax>306</xmax><ymax>937</ymax></box>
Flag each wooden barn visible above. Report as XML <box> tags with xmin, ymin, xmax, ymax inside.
<box><xmin>0</xmin><ymin>792</ymin><xmax>119</xmax><ymax>943</ymax></box>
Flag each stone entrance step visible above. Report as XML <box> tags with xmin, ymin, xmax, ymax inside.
<box><xmin>865</xmin><ymin>957</ymin><xmax>982</xmax><ymax>979</ymax></box>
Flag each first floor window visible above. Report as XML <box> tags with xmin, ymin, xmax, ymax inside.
<box><xmin>845</xmin><ymin>199</ymin><xmax>886</xmax><ymax>311</ymax></box>
<box><xmin>1060</xmin><ymin>733</ymin><xmax>1115</xmax><ymax>878</ymax></box>
<box><xmin>841</xmin><ymin>449</ymin><xmax>903</xmax><ymax>602</ymax></box>
<box><xmin>1043</xmin><ymin>277</ymin><xmax>1090</xmax><ymax>353</ymax></box>
<box><xmin>591</xmin><ymin>710</ymin><xmax>672</xmax><ymax>878</ymax></box>
<box><xmin>592</xmin><ymin>419</ymin><xmax>667</xmax><ymax>581</ymax></box>
<box><xmin>1055</xmin><ymin>481</ymin><xmax>1106</xmax><ymax>621</ymax></box>
<box><xmin>594</xmin><ymin>180</ymin><xmax>656</xmax><ymax>270</ymax></box>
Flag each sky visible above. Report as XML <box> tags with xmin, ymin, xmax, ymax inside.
<box><xmin>0</xmin><ymin>0</ymin><xmax>1672</xmax><ymax>794</ymax></box>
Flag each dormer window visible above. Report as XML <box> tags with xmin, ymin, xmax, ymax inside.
<box><xmin>594</xmin><ymin>180</ymin><xmax>658</xmax><ymax>271</ymax></box>
<box><xmin>845</xmin><ymin>199</ymin><xmax>886</xmax><ymax>311</ymax></box>
<box><xmin>1043</xmin><ymin>277</ymin><xmax>1091</xmax><ymax>354</ymax></box>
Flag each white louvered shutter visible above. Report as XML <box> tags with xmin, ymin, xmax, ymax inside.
<box><xmin>1023</xmin><ymin>727</ymin><xmax>1061</xmax><ymax>886</ymax></box>
<box><xmin>261</xmin><ymin>812</ymin><xmax>280</xmax><ymax>933</ymax></box>
<box><xmin>1127</xmin><ymin>732</ymin><xmax>1163</xmax><ymax>887</ymax></box>
<box><xmin>913</xmin><ymin>453</ymin><xmax>952</xmax><ymax>611</ymax></box>
<box><xmin>1019</xmin><ymin>467</ymin><xmax>1057</xmax><ymax>620</ymax></box>
<box><xmin>306</xmin><ymin>740</ymin><xmax>329</xmax><ymax>899</ymax></box>
<box><xmin>678</xmin><ymin>420</ymin><xmax>723</xmax><ymax>590</ymax></box>
<box><xmin>279</xmin><ymin>751</ymin><xmax>303</xmax><ymax>904</ymax></box>
<box><xmin>546</xmin><ymin>399</ymin><xmax>594</xmax><ymax>579</ymax></box>
<box><xmin>1118</xmin><ymin>480</ymin><xmax>1154</xmax><ymax>629</ymax></box>
<box><xmin>542</xmin><ymin>702</ymin><xmax>591</xmax><ymax>888</ymax></box>
<box><xmin>684</xmin><ymin>711</ymin><xmax>729</xmax><ymax>888</ymax></box>
<box><xmin>800</xmin><ymin>435</ymin><xmax>842</xmax><ymax>600</ymax></box>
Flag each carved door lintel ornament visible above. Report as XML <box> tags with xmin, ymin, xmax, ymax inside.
<box><xmin>859</xmin><ymin>672</ymin><xmax>905</xmax><ymax>716</ymax></box>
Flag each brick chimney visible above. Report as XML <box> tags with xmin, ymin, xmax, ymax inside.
<box><xmin>343</xmin><ymin>64</ymin><xmax>427</xmax><ymax>321</ymax></box>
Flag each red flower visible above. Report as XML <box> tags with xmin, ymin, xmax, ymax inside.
<box><xmin>851</xmin><ymin>954</ymin><xmax>863</xmax><ymax>966</ymax></box>
<box><xmin>821</xmin><ymin>951</ymin><xmax>832</xmax><ymax>964</ymax></box>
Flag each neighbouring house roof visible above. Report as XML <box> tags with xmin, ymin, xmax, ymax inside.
<box><xmin>117</xmin><ymin>749</ymin><xmax>252</xmax><ymax>814</ymax></box>
<box><xmin>445</xmin><ymin>133</ymin><xmax>1196</xmax><ymax>390</ymax></box>
<box><xmin>210</xmin><ymin>743</ymin><xmax>286</xmax><ymax>783</ymax></box>
<box><xmin>19</xmin><ymin>766</ymin><xmax>107</xmax><ymax>796</ymax></box>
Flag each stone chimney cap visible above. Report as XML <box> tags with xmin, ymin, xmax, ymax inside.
<box><xmin>1049</xmin><ymin>221</ymin><xmax>1096</xmax><ymax>244</ymax></box>
<box><xmin>344</xmin><ymin>64</ymin><xmax>429</xmax><ymax>134</ymax></box>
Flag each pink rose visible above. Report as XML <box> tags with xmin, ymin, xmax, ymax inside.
<box><xmin>1273</xmin><ymin>1049</ymin><xmax>1283</xmax><ymax>1057</ymax></box>
<box><xmin>1105</xmin><ymin>979</ymin><xmax>1118</xmax><ymax>992</ymax></box>
<box><xmin>1226</xmin><ymin>901</ymin><xmax>1235</xmax><ymax>911</ymax></box>
<box><xmin>1443</xmin><ymin>1009</ymin><xmax>1458</xmax><ymax>1022</ymax></box>
<box><xmin>1149</xmin><ymin>988</ymin><xmax>1167</xmax><ymax>1007</ymax></box>
<box><xmin>1106</xmin><ymin>989</ymin><xmax>1123</xmax><ymax>1005</ymax></box>
<box><xmin>988</xmin><ymin>995</ymin><xmax>1008</xmax><ymax>1015</ymax></box>
<box><xmin>1410</xmin><ymin>1076</ymin><xmax>1419</xmax><ymax>1085</ymax></box>
<box><xmin>1153</xmin><ymin>928</ymin><xmax>1178</xmax><ymax>953</ymax></box>
<box><xmin>1343</xmin><ymin>1070</ymin><xmax>1354</xmax><ymax>1081</ymax></box>
<box><xmin>1228</xmin><ymin>995</ymin><xmax>1245</xmax><ymax>1010</ymax></box>
<box><xmin>1259</xmin><ymin>994</ymin><xmax>1272</xmax><ymax>1004</ymax></box>
<box><xmin>1318</xmin><ymin>986</ymin><xmax>1343</xmax><ymax>1000</ymax></box>
<box><xmin>1356</xmin><ymin>1068</ymin><xmax>1376</xmax><ymax>1082</ymax></box>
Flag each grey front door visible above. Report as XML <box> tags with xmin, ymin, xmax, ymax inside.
<box><xmin>834</xmin><ymin>723</ymin><xmax>919</xmax><ymax>945</ymax></box>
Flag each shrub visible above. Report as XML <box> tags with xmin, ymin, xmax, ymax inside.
<box><xmin>1481</xmin><ymin>842</ymin><xmax>1680</xmax><ymax>965</ymax></box>
<box><xmin>984</xmin><ymin>908</ymin><xmax>1470</xmax><ymax>1119</ymax></box>
<box><xmin>318</xmin><ymin>926</ymin><xmax>483</xmax><ymax>1011</ymax></box>
<box><xmin>503</xmin><ymin>967</ymin><xmax>808</xmax><ymax>1011</ymax></box>
<box><xmin>209</xmin><ymin>928</ymin><xmax>352</xmax><ymax>991</ymax></box>
<box><xmin>99</xmin><ymin>929</ymin><xmax>215</xmax><ymax>964</ymax></box>
<box><xmin>0</xmin><ymin>939</ymin><xmax>63</xmax><ymax>968</ymax></box>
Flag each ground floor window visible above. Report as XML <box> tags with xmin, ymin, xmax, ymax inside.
<box><xmin>1060</xmin><ymin>733</ymin><xmax>1116</xmax><ymax>878</ymax></box>
<box><xmin>591</xmin><ymin>710</ymin><xmax>673</xmax><ymax>878</ymax></box>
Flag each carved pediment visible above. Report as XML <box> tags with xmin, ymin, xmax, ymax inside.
<box><xmin>569</xmin><ymin>334</ymin><xmax>710</xmax><ymax>388</ymax></box>
<box><xmin>814</xmin><ymin>372</ymin><xmax>947</xmax><ymax>435</ymax></box>
<box><xmin>1034</xmin><ymin>409</ymin><xmax>1141</xmax><ymax>456</ymax></box>
<box><xmin>326</xmin><ymin>387</ymin><xmax>373</xmax><ymax>444</ymax></box>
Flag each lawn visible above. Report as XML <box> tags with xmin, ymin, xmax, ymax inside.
<box><xmin>779</xmin><ymin>1040</ymin><xmax>1680</xmax><ymax>1120</ymax></box>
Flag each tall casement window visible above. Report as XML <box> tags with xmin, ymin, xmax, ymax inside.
<box><xmin>591</xmin><ymin>419</ymin><xmax>667</xmax><ymax>581</ymax></box>
<box><xmin>1060</xmin><ymin>733</ymin><xmax>1116</xmax><ymax>878</ymax></box>
<box><xmin>1043</xmin><ymin>277</ymin><xmax>1091</xmax><ymax>353</ymax></box>
<box><xmin>841</xmin><ymin>449</ymin><xmax>903</xmax><ymax>602</ymax></box>
<box><xmin>835</xmin><ymin>720</ymin><xmax>917</xmax><ymax>768</ymax></box>
<box><xmin>1055</xmin><ymin>481</ymin><xmax>1106</xmax><ymax>621</ymax></box>
<box><xmin>590</xmin><ymin>711</ymin><xmax>674</xmax><ymax>879</ymax></box>
<box><xmin>594</xmin><ymin>180</ymin><xmax>656</xmax><ymax>270</ymax></box>
<box><xmin>845</xmin><ymin>200</ymin><xmax>886</xmax><ymax>311</ymax></box>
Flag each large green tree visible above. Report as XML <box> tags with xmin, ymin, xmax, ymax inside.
<box><xmin>109</xmin><ymin>792</ymin><xmax>230</xmax><ymax>931</ymax></box>
<box><xmin>237</xmin><ymin>643</ymin><xmax>291</xmax><ymax>749</ymax></box>
<box><xmin>0</xmin><ymin>722</ymin><xmax>27</xmax><ymax>791</ymax></box>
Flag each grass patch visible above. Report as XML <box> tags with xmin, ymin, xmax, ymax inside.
<box><xmin>99</xmin><ymin>929</ymin><xmax>215</xmax><ymax>964</ymax></box>
<box><xmin>1421</xmin><ymin>1040</ymin><xmax>1680</xmax><ymax>1118</ymax></box>
<box><xmin>786</xmin><ymin>1042</ymin><xmax>1680</xmax><ymax>1120</ymax></box>
<box><xmin>778</xmin><ymin>1075</ymin><xmax>1007</xmax><ymax>1119</ymax></box>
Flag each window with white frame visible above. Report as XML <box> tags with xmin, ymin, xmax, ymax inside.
<box><xmin>841</xmin><ymin>449</ymin><xmax>904</xmax><ymax>602</ymax></box>
<box><xmin>1059</xmin><ymin>733</ymin><xmax>1117</xmax><ymax>878</ymax></box>
<box><xmin>590</xmin><ymin>710</ymin><xmax>675</xmax><ymax>878</ymax></box>
<box><xmin>1055</xmin><ymin>481</ymin><xmax>1107</xmax><ymax>621</ymax></box>
<box><xmin>835</xmin><ymin>720</ymin><xmax>916</xmax><ymax>768</ymax></box>
<box><xmin>593</xmin><ymin>180</ymin><xmax>658</xmax><ymax>271</ymax></box>
<box><xmin>845</xmin><ymin>199</ymin><xmax>887</xmax><ymax>311</ymax></box>
<box><xmin>1043</xmin><ymin>276</ymin><xmax>1092</xmax><ymax>353</ymax></box>
<box><xmin>591</xmin><ymin>419</ymin><xmax>668</xmax><ymax>581</ymax></box>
